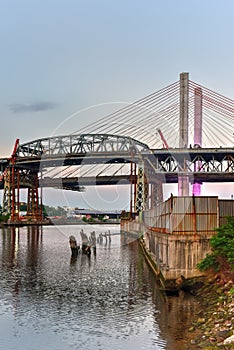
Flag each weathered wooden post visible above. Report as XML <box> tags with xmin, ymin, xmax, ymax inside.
<box><xmin>69</xmin><ymin>235</ymin><xmax>80</xmax><ymax>257</ymax></box>
<box><xmin>90</xmin><ymin>231</ymin><xmax>97</xmax><ymax>255</ymax></box>
<box><xmin>80</xmin><ymin>229</ymin><xmax>91</xmax><ymax>255</ymax></box>
<box><xmin>98</xmin><ymin>233</ymin><xmax>103</xmax><ymax>244</ymax></box>
<box><xmin>108</xmin><ymin>230</ymin><xmax>111</xmax><ymax>243</ymax></box>
<box><xmin>104</xmin><ymin>232</ymin><xmax>108</xmax><ymax>245</ymax></box>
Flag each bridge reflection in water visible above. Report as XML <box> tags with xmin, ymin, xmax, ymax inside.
<box><xmin>0</xmin><ymin>225</ymin><xmax>201</xmax><ymax>350</ymax></box>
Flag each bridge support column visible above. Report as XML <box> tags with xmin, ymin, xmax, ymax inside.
<box><xmin>178</xmin><ymin>72</ymin><xmax>189</xmax><ymax>196</ymax></box>
<box><xmin>151</xmin><ymin>182</ymin><xmax>163</xmax><ymax>208</ymax></box>
<box><xmin>130</xmin><ymin>160</ymin><xmax>137</xmax><ymax>218</ymax></box>
<box><xmin>135</xmin><ymin>157</ymin><xmax>147</xmax><ymax>221</ymax></box>
<box><xmin>3</xmin><ymin>167</ymin><xmax>20</xmax><ymax>220</ymax></box>
<box><xmin>2</xmin><ymin>169</ymin><xmax>11</xmax><ymax>216</ymax></box>
<box><xmin>2</xmin><ymin>167</ymin><xmax>42</xmax><ymax>222</ymax></box>
<box><xmin>27</xmin><ymin>173</ymin><xmax>41</xmax><ymax>220</ymax></box>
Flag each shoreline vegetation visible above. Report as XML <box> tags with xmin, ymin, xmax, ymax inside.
<box><xmin>138</xmin><ymin>216</ymin><xmax>234</xmax><ymax>349</ymax></box>
<box><xmin>0</xmin><ymin>204</ymin><xmax>121</xmax><ymax>227</ymax></box>
<box><xmin>178</xmin><ymin>216</ymin><xmax>234</xmax><ymax>349</ymax></box>
<box><xmin>0</xmin><ymin>218</ymin><xmax>120</xmax><ymax>227</ymax></box>
<box><xmin>182</xmin><ymin>275</ymin><xmax>234</xmax><ymax>349</ymax></box>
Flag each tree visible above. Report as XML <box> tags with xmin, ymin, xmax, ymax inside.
<box><xmin>0</xmin><ymin>213</ymin><xmax>10</xmax><ymax>223</ymax></box>
<box><xmin>197</xmin><ymin>217</ymin><xmax>234</xmax><ymax>279</ymax></box>
<box><xmin>42</xmin><ymin>205</ymin><xmax>66</xmax><ymax>217</ymax></box>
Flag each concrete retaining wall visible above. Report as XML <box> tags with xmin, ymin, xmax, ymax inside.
<box><xmin>121</xmin><ymin>196</ymin><xmax>234</xmax><ymax>282</ymax></box>
<box><xmin>144</xmin><ymin>229</ymin><xmax>212</xmax><ymax>280</ymax></box>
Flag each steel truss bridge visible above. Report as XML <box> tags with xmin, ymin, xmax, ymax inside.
<box><xmin>0</xmin><ymin>133</ymin><xmax>233</xmax><ymax>221</ymax></box>
<box><xmin>0</xmin><ymin>73</ymin><xmax>233</xmax><ymax>221</ymax></box>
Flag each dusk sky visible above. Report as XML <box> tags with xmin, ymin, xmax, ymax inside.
<box><xmin>0</xmin><ymin>0</ymin><xmax>233</xmax><ymax>209</ymax></box>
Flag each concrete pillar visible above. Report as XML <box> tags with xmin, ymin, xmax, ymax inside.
<box><xmin>193</xmin><ymin>87</ymin><xmax>203</xmax><ymax>196</ymax></box>
<box><xmin>194</xmin><ymin>87</ymin><xmax>202</xmax><ymax>147</ymax></box>
<box><xmin>178</xmin><ymin>72</ymin><xmax>189</xmax><ymax>196</ymax></box>
<box><xmin>179</xmin><ymin>72</ymin><xmax>189</xmax><ymax>148</ymax></box>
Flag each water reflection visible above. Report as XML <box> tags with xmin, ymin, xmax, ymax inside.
<box><xmin>0</xmin><ymin>225</ymin><xmax>200</xmax><ymax>350</ymax></box>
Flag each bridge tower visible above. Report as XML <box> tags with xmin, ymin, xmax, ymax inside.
<box><xmin>193</xmin><ymin>87</ymin><xmax>203</xmax><ymax>195</ymax></box>
<box><xmin>178</xmin><ymin>72</ymin><xmax>189</xmax><ymax>196</ymax></box>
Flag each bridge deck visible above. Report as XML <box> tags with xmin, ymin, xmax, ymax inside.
<box><xmin>0</xmin><ymin>147</ymin><xmax>233</xmax><ymax>190</ymax></box>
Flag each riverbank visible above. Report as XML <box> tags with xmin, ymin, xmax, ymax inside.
<box><xmin>138</xmin><ymin>235</ymin><xmax>234</xmax><ymax>349</ymax></box>
<box><xmin>0</xmin><ymin>219</ymin><xmax>120</xmax><ymax>227</ymax></box>
<box><xmin>183</xmin><ymin>276</ymin><xmax>234</xmax><ymax>349</ymax></box>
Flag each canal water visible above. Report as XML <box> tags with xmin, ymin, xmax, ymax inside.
<box><xmin>0</xmin><ymin>225</ymin><xmax>200</xmax><ymax>350</ymax></box>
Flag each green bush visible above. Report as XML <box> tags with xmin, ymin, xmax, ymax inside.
<box><xmin>82</xmin><ymin>216</ymin><xmax>94</xmax><ymax>223</ymax></box>
<box><xmin>0</xmin><ymin>213</ymin><xmax>10</xmax><ymax>223</ymax></box>
<box><xmin>42</xmin><ymin>205</ymin><xmax>66</xmax><ymax>217</ymax></box>
<box><xmin>197</xmin><ymin>216</ymin><xmax>234</xmax><ymax>273</ymax></box>
<box><xmin>197</xmin><ymin>253</ymin><xmax>219</xmax><ymax>272</ymax></box>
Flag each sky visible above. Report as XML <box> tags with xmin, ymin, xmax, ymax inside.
<box><xmin>0</xmin><ymin>0</ymin><xmax>234</xmax><ymax>209</ymax></box>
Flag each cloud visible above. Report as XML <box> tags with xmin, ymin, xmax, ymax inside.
<box><xmin>9</xmin><ymin>102</ymin><xmax>58</xmax><ymax>113</ymax></box>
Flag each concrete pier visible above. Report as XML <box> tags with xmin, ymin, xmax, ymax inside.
<box><xmin>121</xmin><ymin>196</ymin><xmax>234</xmax><ymax>284</ymax></box>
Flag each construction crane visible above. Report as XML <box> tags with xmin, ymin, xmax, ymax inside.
<box><xmin>157</xmin><ymin>129</ymin><xmax>169</xmax><ymax>149</ymax></box>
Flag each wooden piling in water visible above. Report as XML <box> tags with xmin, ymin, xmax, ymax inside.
<box><xmin>80</xmin><ymin>229</ymin><xmax>91</xmax><ymax>255</ymax></box>
<box><xmin>69</xmin><ymin>235</ymin><xmax>80</xmax><ymax>257</ymax></box>
<box><xmin>90</xmin><ymin>231</ymin><xmax>97</xmax><ymax>255</ymax></box>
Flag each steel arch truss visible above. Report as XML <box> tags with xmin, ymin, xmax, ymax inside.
<box><xmin>16</xmin><ymin>134</ymin><xmax>149</xmax><ymax>157</ymax></box>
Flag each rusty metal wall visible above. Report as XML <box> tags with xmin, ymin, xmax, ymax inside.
<box><xmin>144</xmin><ymin>196</ymin><xmax>219</xmax><ymax>235</ymax></box>
<box><xmin>219</xmin><ymin>199</ymin><xmax>234</xmax><ymax>226</ymax></box>
<box><xmin>143</xmin><ymin>199</ymin><xmax>172</xmax><ymax>233</ymax></box>
<box><xmin>194</xmin><ymin>196</ymin><xmax>218</xmax><ymax>234</ymax></box>
<box><xmin>171</xmin><ymin>196</ymin><xmax>218</xmax><ymax>234</ymax></box>
<box><xmin>171</xmin><ymin>196</ymin><xmax>194</xmax><ymax>234</ymax></box>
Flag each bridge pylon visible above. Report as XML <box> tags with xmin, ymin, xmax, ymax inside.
<box><xmin>178</xmin><ymin>72</ymin><xmax>189</xmax><ymax>196</ymax></box>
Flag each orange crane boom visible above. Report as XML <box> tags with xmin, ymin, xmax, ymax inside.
<box><xmin>157</xmin><ymin>129</ymin><xmax>169</xmax><ymax>149</ymax></box>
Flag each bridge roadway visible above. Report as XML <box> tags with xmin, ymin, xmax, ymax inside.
<box><xmin>0</xmin><ymin>146</ymin><xmax>233</xmax><ymax>190</ymax></box>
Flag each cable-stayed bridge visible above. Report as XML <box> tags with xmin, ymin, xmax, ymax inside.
<box><xmin>0</xmin><ymin>73</ymin><xmax>233</xmax><ymax>222</ymax></box>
